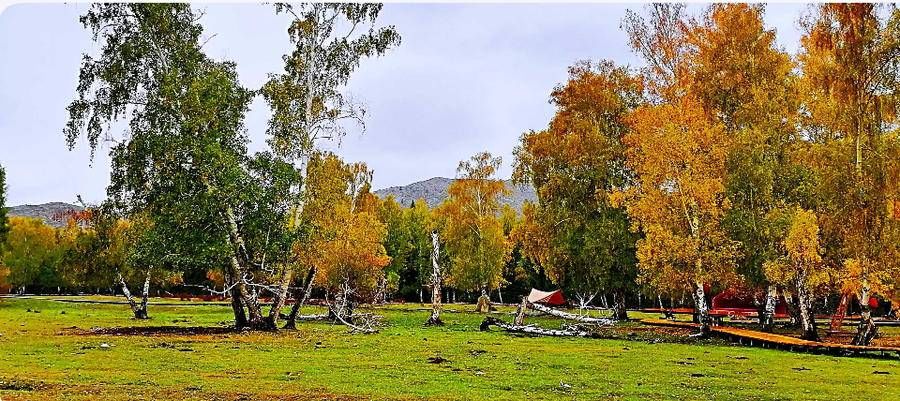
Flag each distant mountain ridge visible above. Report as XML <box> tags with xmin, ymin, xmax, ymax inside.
<box><xmin>374</xmin><ymin>177</ymin><xmax>537</xmax><ymax>211</ymax></box>
<box><xmin>8</xmin><ymin>202</ymin><xmax>84</xmax><ymax>228</ymax></box>
<box><xmin>9</xmin><ymin>177</ymin><xmax>537</xmax><ymax>227</ymax></box>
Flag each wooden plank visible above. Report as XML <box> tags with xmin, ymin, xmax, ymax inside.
<box><xmin>640</xmin><ymin>318</ymin><xmax>900</xmax><ymax>356</ymax></box>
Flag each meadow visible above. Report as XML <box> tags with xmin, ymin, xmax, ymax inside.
<box><xmin>0</xmin><ymin>297</ymin><xmax>898</xmax><ymax>400</ymax></box>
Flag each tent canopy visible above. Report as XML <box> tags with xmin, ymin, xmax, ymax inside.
<box><xmin>527</xmin><ymin>289</ymin><xmax>565</xmax><ymax>306</ymax></box>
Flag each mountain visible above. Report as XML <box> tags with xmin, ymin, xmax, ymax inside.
<box><xmin>374</xmin><ymin>177</ymin><xmax>537</xmax><ymax>211</ymax></box>
<box><xmin>7</xmin><ymin>202</ymin><xmax>84</xmax><ymax>228</ymax></box>
<box><xmin>8</xmin><ymin>178</ymin><xmax>538</xmax><ymax>227</ymax></box>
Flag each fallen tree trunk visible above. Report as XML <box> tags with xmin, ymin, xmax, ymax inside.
<box><xmin>527</xmin><ymin>302</ymin><xmax>616</xmax><ymax>325</ymax></box>
<box><xmin>292</xmin><ymin>313</ymin><xmax>330</xmax><ymax>321</ymax></box>
<box><xmin>480</xmin><ymin>317</ymin><xmax>597</xmax><ymax>338</ymax></box>
<box><xmin>330</xmin><ymin>307</ymin><xmax>379</xmax><ymax>334</ymax></box>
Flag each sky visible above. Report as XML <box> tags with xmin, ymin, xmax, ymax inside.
<box><xmin>0</xmin><ymin>2</ymin><xmax>806</xmax><ymax>206</ymax></box>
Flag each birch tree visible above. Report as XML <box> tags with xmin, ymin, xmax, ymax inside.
<box><xmin>437</xmin><ymin>152</ymin><xmax>511</xmax><ymax>305</ymax></box>
<box><xmin>763</xmin><ymin>208</ymin><xmax>829</xmax><ymax>340</ymax></box>
<box><xmin>0</xmin><ymin>165</ymin><xmax>8</xmax><ymax>252</ymax></box>
<box><xmin>612</xmin><ymin>95</ymin><xmax>739</xmax><ymax>334</ymax></box>
<box><xmin>685</xmin><ymin>3</ymin><xmax>807</xmax><ymax>331</ymax></box>
<box><xmin>798</xmin><ymin>3</ymin><xmax>900</xmax><ymax>345</ymax></box>
<box><xmin>64</xmin><ymin>3</ymin><xmax>399</xmax><ymax>330</ymax></box>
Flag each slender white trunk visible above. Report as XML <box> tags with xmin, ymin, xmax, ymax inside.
<box><xmin>853</xmin><ymin>282</ymin><xmax>878</xmax><ymax>345</ymax></box>
<box><xmin>426</xmin><ymin>231</ymin><xmax>443</xmax><ymax>325</ymax></box>
<box><xmin>692</xmin><ymin>280</ymin><xmax>711</xmax><ymax>334</ymax></box>
<box><xmin>795</xmin><ymin>269</ymin><xmax>818</xmax><ymax>341</ymax></box>
<box><xmin>118</xmin><ymin>270</ymin><xmax>150</xmax><ymax>319</ymax></box>
<box><xmin>760</xmin><ymin>285</ymin><xmax>777</xmax><ymax>331</ymax></box>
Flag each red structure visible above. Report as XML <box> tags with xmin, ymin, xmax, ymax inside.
<box><xmin>711</xmin><ymin>287</ymin><xmax>789</xmax><ymax>319</ymax></box>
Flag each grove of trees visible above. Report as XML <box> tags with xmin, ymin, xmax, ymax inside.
<box><xmin>0</xmin><ymin>3</ymin><xmax>897</xmax><ymax>347</ymax></box>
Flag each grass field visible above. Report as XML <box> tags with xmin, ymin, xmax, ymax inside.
<box><xmin>0</xmin><ymin>297</ymin><xmax>898</xmax><ymax>400</ymax></box>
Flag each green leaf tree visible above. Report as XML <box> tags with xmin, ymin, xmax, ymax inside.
<box><xmin>513</xmin><ymin>60</ymin><xmax>641</xmax><ymax>319</ymax></box>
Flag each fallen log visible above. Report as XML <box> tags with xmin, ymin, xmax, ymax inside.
<box><xmin>528</xmin><ymin>302</ymin><xmax>616</xmax><ymax>325</ymax></box>
<box><xmin>480</xmin><ymin>316</ymin><xmax>598</xmax><ymax>338</ymax></box>
<box><xmin>294</xmin><ymin>313</ymin><xmax>330</xmax><ymax>321</ymax></box>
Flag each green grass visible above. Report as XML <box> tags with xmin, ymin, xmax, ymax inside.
<box><xmin>0</xmin><ymin>297</ymin><xmax>897</xmax><ymax>400</ymax></box>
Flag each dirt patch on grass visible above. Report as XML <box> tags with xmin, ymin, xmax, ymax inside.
<box><xmin>75</xmin><ymin>326</ymin><xmax>238</xmax><ymax>336</ymax></box>
<box><xmin>0</xmin><ymin>378</ymin><xmax>48</xmax><ymax>391</ymax></box>
<box><xmin>595</xmin><ymin>324</ymin><xmax>706</xmax><ymax>344</ymax></box>
<box><xmin>0</xmin><ymin>381</ymin><xmax>407</xmax><ymax>401</ymax></box>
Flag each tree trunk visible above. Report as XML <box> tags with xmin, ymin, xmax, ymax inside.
<box><xmin>223</xmin><ymin>207</ymin><xmax>264</xmax><ymax>326</ymax></box>
<box><xmin>480</xmin><ymin>316</ymin><xmax>597</xmax><ymax>338</ymax></box>
<box><xmin>284</xmin><ymin>267</ymin><xmax>316</xmax><ymax>330</ymax></box>
<box><xmin>528</xmin><ymin>302</ymin><xmax>616</xmax><ymax>325</ymax></box>
<box><xmin>330</xmin><ymin>279</ymin><xmax>354</xmax><ymax>323</ymax></box>
<box><xmin>375</xmin><ymin>275</ymin><xmax>388</xmax><ymax>305</ymax></box>
<box><xmin>263</xmin><ymin>265</ymin><xmax>293</xmax><ymax>330</ymax></box>
<box><xmin>612</xmin><ymin>289</ymin><xmax>628</xmax><ymax>320</ymax></box>
<box><xmin>226</xmin><ymin>272</ymin><xmax>248</xmax><ymax>329</ymax></box>
<box><xmin>691</xmin><ymin>280</ymin><xmax>711</xmax><ymax>336</ymax></box>
<box><xmin>514</xmin><ymin>297</ymin><xmax>528</xmax><ymax>326</ymax></box>
<box><xmin>475</xmin><ymin>289</ymin><xmax>491</xmax><ymax>313</ymax></box>
<box><xmin>118</xmin><ymin>271</ymin><xmax>150</xmax><ymax>320</ymax></box>
<box><xmin>425</xmin><ymin>231</ymin><xmax>443</xmax><ymax>326</ymax></box>
<box><xmin>795</xmin><ymin>271</ymin><xmax>819</xmax><ymax>341</ymax></box>
<box><xmin>759</xmin><ymin>285</ymin><xmax>777</xmax><ymax>332</ymax></box>
<box><xmin>852</xmin><ymin>285</ymin><xmax>878</xmax><ymax>346</ymax></box>
<box><xmin>138</xmin><ymin>269</ymin><xmax>151</xmax><ymax>319</ymax></box>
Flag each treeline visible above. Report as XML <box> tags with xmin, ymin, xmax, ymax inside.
<box><xmin>0</xmin><ymin>4</ymin><xmax>898</xmax><ymax>346</ymax></box>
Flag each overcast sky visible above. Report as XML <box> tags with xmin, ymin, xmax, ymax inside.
<box><xmin>0</xmin><ymin>2</ymin><xmax>806</xmax><ymax>206</ymax></box>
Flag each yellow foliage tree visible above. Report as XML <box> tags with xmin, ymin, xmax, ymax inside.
<box><xmin>798</xmin><ymin>3</ymin><xmax>900</xmax><ymax>345</ymax></box>
<box><xmin>436</xmin><ymin>152</ymin><xmax>511</xmax><ymax>301</ymax></box>
<box><xmin>763</xmin><ymin>208</ymin><xmax>829</xmax><ymax>340</ymax></box>
<box><xmin>292</xmin><ymin>152</ymin><xmax>391</xmax><ymax>318</ymax></box>
<box><xmin>614</xmin><ymin>95</ymin><xmax>739</xmax><ymax>333</ymax></box>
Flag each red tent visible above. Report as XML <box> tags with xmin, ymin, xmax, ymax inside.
<box><xmin>527</xmin><ymin>289</ymin><xmax>565</xmax><ymax>306</ymax></box>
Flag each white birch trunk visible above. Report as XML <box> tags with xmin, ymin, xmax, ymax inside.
<box><xmin>425</xmin><ymin>231</ymin><xmax>443</xmax><ymax>325</ymax></box>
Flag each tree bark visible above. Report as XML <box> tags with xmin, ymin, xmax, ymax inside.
<box><xmin>759</xmin><ymin>285</ymin><xmax>777</xmax><ymax>332</ymax></box>
<box><xmin>528</xmin><ymin>302</ymin><xmax>616</xmax><ymax>325</ymax></box>
<box><xmin>514</xmin><ymin>297</ymin><xmax>528</xmax><ymax>326</ymax></box>
<box><xmin>795</xmin><ymin>271</ymin><xmax>819</xmax><ymax>341</ymax></box>
<box><xmin>223</xmin><ymin>271</ymin><xmax>248</xmax><ymax>329</ymax></box>
<box><xmin>375</xmin><ymin>275</ymin><xmax>388</xmax><ymax>304</ymax></box>
<box><xmin>118</xmin><ymin>270</ymin><xmax>150</xmax><ymax>320</ymax></box>
<box><xmin>138</xmin><ymin>269</ymin><xmax>151</xmax><ymax>318</ymax></box>
<box><xmin>852</xmin><ymin>285</ymin><xmax>879</xmax><ymax>346</ymax></box>
<box><xmin>691</xmin><ymin>280</ymin><xmax>711</xmax><ymax>336</ymax></box>
<box><xmin>611</xmin><ymin>289</ymin><xmax>628</xmax><ymax>320</ymax></box>
<box><xmin>425</xmin><ymin>231</ymin><xmax>443</xmax><ymax>326</ymax></box>
<box><xmin>223</xmin><ymin>207</ymin><xmax>264</xmax><ymax>327</ymax></box>
<box><xmin>263</xmin><ymin>265</ymin><xmax>293</xmax><ymax>330</ymax></box>
<box><xmin>284</xmin><ymin>266</ymin><xmax>316</xmax><ymax>329</ymax></box>
<box><xmin>480</xmin><ymin>316</ymin><xmax>597</xmax><ymax>338</ymax></box>
<box><xmin>329</xmin><ymin>279</ymin><xmax>354</xmax><ymax>323</ymax></box>
<box><xmin>475</xmin><ymin>289</ymin><xmax>491</xmax><ymax>313</ymax></box>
